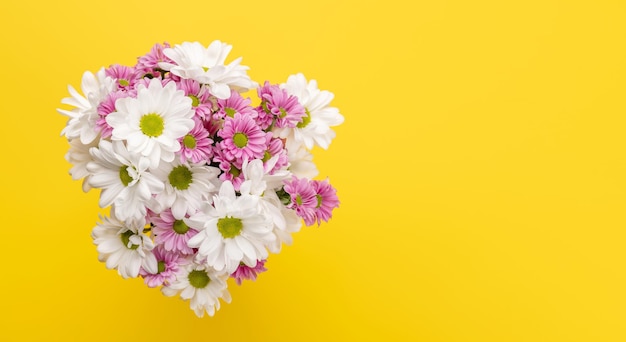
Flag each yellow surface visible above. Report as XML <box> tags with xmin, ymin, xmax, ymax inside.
<box><xmin>1</xmin><ymin>0</ymin><xmax>626</xmax><ymax>341</ymax></box>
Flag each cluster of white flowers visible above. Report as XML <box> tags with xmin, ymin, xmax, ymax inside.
<box><xmin>59</xmin><ymin>41</ymin><xmax>343</xmax><ymax>317</ymax></box>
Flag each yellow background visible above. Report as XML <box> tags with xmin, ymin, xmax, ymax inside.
<box><xmin>1</xmin><ymin>0</ymin><xmax>626</xmax><ymax>341</ymax></box>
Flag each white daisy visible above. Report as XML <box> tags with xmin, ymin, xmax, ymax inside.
<box><xmin>186</xmin><ymin>181</ymin><xmax>275</xmax><ymax>274</ymax></box>
<box><xmin>91</xmin><ymin>214</ymin><xmax>157</xmax><ymax>279</ymax></box>
<box><xmin>65</xmin><ymin>137</ymin><xmax>100</xmax><ymax>193</ymax></box>
<box><xmin>151</xmin><ymin>159</ymin><xmax>219</xmax><ymax>220</ymax></box>
<box><xmin>106</xmin><ymin>79</ymin><xmax>195</xmax><ymax>169</ymax></box>
<box><xmin>87</xmin><ymin>140</ymin><xmax>164</xmax><ymax>223</ymax></box>
<box><xmin>161</xmin><ymin>263</ymin><xmax>231</xmax><ymax>318</ymax></box>
<box><xmin>58</xmin><ymin>68</ymin><xmax>115</xmax><ymax>144</ymax></box>
<box><xmin>285</xmin><ymin>140</ymin><xmax>319</xmax><ymax>179</ymax></box>
<box><xmin>158</xmin><ymin>41</ymin><xmax>257</xmax><ymax>99</ymax></box>
<box><xmin>275</xmin><ymin>73</ymin><xmax>344</xmax><ymax>150</ymax></box>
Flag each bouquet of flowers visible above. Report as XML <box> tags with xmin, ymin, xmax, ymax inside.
<box><xmin>58</xmin><ymin>41</ymin><xmax>343</xmax><ymax>317</ymax></box>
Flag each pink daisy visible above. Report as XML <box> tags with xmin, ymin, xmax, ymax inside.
<box><xmin>135</xmin><ymin>42</ymin><xmax>173</xmax><ymax>77</ymax></box>
<box><xmin>263</xmin><ymin>135</ymin><xmax>289</xmax><ymax>174</ymax></box>
<box><xmin>312</xmin><ymin>179</ymin><xmax>340</xmax><ymax>225</ymax></box>
<box><xmin>230</xmin><ymin>259</ymin><xmax>268</xmax><ymax>285</ymax></box>
<box><xmin>151</xmin><ymin>209</ymin><xmax>199</xmax><ymax>255</ymax></box>
<box><xmin>177</xmin><ymin>79</ymin><xmax>213</xmax><ymax>120</ymax></box>
<box><xmin>178</xmin><ymin>117</ymin><xmax>213</xmax><ymax>163</ymax></box>
<box><xmin>215</xmin><ymin>91</ymin><xmax>257</xmax><ymax>120</ymax></box>
<box><xmin>257</xmin><ymin>81</ymin><xmax>305</xmax><ymax>129</ymax></box>
<box><xmin>139</xmin><ymin>246</ymin><xmax>187</xmax><ymax>288</ymax></box>
<box><xmin>218</xmin><ymin>113</ymin><xmax>267</xmax><ymax>161</ymax></box>
<box><xmin>95</xmin><ymin>90</ymin><xmax>132</xmax><ymax>138</ymax></box>
<box><xmin>213</xmin><ymin>148</ymin><xmax>246</xmax><ymax>190</ymax></box>
<box><xmin>255</xmin><ymin>82</ymin><xmax>276</xmax><ymax>129</ymax></box>
<box><xmin>105</xmin><ymin>64</ymin><xmax>139</xmax><ymax>90</ymax></box>
<box><xmin>283</xmin><ymin>176</ymin><xmax>317</xmax><ymax>225</ymax></box>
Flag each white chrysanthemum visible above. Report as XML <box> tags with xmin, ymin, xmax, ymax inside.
<box><xmin>151</xmin><ymin>159</ymin><xmax>219</xmax><ymax>220</ymax></box>
<box><xmin>240</xmin><ymin>160</ymin><xmax>300</xmax><ymax>253</ymax></box>
<box><xmin>275</xmin><ymin>73</ymin><xmax>344</xmax><ymax>149</ymax></box>
<box><xmin>158</xmin><ymin>41</ymin><xmax>257</xmax><ymax>99</ymax></box>
<box><xmin>186</xmin><ymin>181</ymin><xmax>275</xmax><ymax>274</ymax></box>
<box><xmin>87</xmin><ymin>140</ymin><xmax>164</xmax><ymax>223</ymax></box>
<box><xmin>106</xmin><ymin>79</ymin><xmax>195</xmax><ymax>169</ymax></box>
<box><xmin>91</xmin><ymin>214</ymin><xmax>157</xmax><ymax>279</ymax></box>
<box><xmin>161</xmin><ymin>263</ymin><xmax>231</xmax><ymax>317</ymax></box>
<box><xmin>65</xmin><ymin>137</ymin><xmax>100</xmax><ymax>192</ymax></box>
<box><xmin>285</xmin><ymin>140</ymin><xmax>319</xmax><ymax>179</ymax></box>
<box><xmin>58</xmin><ymin>69</ymin><xmax>115</xmax><ymax>144</ymax></box>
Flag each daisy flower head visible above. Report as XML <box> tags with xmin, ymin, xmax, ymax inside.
<box><xmin>230</xmin><ymin>259</ymin><xmax>267</xmax><ymax>285</ymax></box>
<box><xmin>135</xmin><ymin>42</ymin><xmax>173</xmax><ymax>77</ymax></box>
<box><xmin>218</xmin><ymin>113</ymin><xmax>267</xmax><ymax>162</ymax></box>
<box><xmin>178</xmin><ymin>117</ymin><xmax>213</xmax><ymax>163</ymax></box>
<box><xmin>106</xmin><ymin>78</ymin><xmax>195</xmax><ymax>169</ymax></box>
<box><xmin>161</xmin><ymin>263</ymin><xmax>231</xmax><ymax>318</ymax></box>
<box><xmin>258</xmin><ymin>81</ymin><xmax>306</xmax><ymax>129</ymax></box>
<box><xmin>282</xmin><ymin>176</ymin><xmax>317</xmax><ymax>226</ymax></box>
<box><xmin>186</xmin><ymin>181</ymin><xmax>275</xmax><ymax>274</ymax></box>
<box><xmin>139</xmin><ymin>246</ymin><xmax>188</xmax><ymax>288</ymax></box>
<box><xmin>65</xmin><ymin>137</ymin><xmax>100</xmax><ymax>193</ymax></box>
<box><xmin>263</xmin><ymin>135</ymin><xmax>289</xmax><ymax>174</ymax></box>
<box><xmin>87</xmin><ymin>140</ymin><xmax>164</xmax><ymax>223</ymax></box>
<box><xmin>151</xmin><ymin>158</ymin><xmax>220</xmax><ymax>220</ymax></box>
<box><xmin>151</xmin><ymin>209</ymin><xmax>199</xmax><ymax>255</ymax></box>
<box><xmin>276</xmin><ymin>73</ymin><xmax>344</xmax><ymax>150</ymax></box>
<box><xmin>215</xmin><ymin>90</ymin><xmax>256</xmax><ymax>120</ymax></box>
<box><xmin>213</xmin><ymin>148</ymin><xmax>246</xmax><ymax>191</ymax></box>
<box><xmin>176</xmin><ymin>79</ymin><xmax>213</xmax><ymax>120</ymax></box>
<box><xmin>59</xmin><ymin>68</ymin><xmax>115</xmax><ymax>144</ymax></box>
<box><xmin>158</xmin><ymin>41</ymin><xmax>257</xmax><ymax>99</ymax></box>
<box><xmin>105</xmin><ymin>64</ymin><xmax>140</xmax><ymax>90</ymax></box>
<box><xmin>312</xmin><ymin>179</ymin><xmax>340</xmax><ymax>225</ymax></box>
<box><xmin>96</xmin><ymin>90</ymin><xmax>132</xmax><ymax>139</ymax></box>
<box><xmin>91</xmin><ymin>214</ymin><xmax>157</xmax><ymax>279</ymax></box>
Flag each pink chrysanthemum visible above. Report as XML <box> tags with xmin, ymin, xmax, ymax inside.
<box><xmin>139</xmin><ymin>246</ymin><xmax>187</xmax><ymax>288</ymax></box>
<box><xmin>135</xmin><ymin>42</ymin><xmax>173</xmax><ymax>77</ymax></box>
<box><xmin>215</xmin><ymin>91</ymin><xmax>257</xmax><ymax>120</ymax></box>
<box><xmin>178</xmin><ymin>117</ymin><xmax>213</xmax><ymax>163</ymax></box>
<box><xmin>263</xmin><ymin>135</ymin><xmax>289</xmax><ymax>174</ymax></box>
<box><xmin>283</xmin><ymin>176</ymin><xmax>317</xmax><ymax>225</ymax></box>
<box><xmin>105</xmin><ymin>64</ymin><xmax>139</xmax><ymax>90</ymax></box>
<box><xmin>218</xmin><ymin>113</ymin><xmax>267</xmax><ymax>161</ymax></box>
<box><xmin>151</xmin><ymin>209</ymin><xmax>199</xmax><ymax>255</ymax></box>
<box><xmin>230</xmin><ymin>259</ymin><xmax>268</xmax><ymax>285</ymax></box>
<box><xmin>213</xmin><ymin>148</ymin><xmax>246</xmax><ymax>190</ymax></box>
<box><xmin>257</xmin><ymin>81</ymin><xmax>305</xmax><ymax>129</ymax></box>
<box><xmin>177</xmin><ymin>79</ymin><xmax>213</xmax><ymax>120</ymax></box>
<box><xmin>96</xmin><ymin>91</ymin><xmax>132</xmax><ymax>138</ymax></box>
<box><xmin>312</xmin><ymin>179</ymin><xmax>340</xmax><ymax>225</ymax></box>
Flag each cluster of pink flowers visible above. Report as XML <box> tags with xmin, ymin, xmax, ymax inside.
<box><xmin>59</xmin><ymin>40</ymin><xmax>344</xmax><ymax>317</ymax></box>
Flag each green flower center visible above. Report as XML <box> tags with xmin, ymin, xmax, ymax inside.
<box><xmin>157</xmin><ymin>261</ymin><xmax>166</xmax><ymax>274</ymax></box>
<box><xmin>225</xmin><ymin>108</ymin><xmax>237</xmax><ymax>117</ymax></box>
<box><xmin>139</xmin><ymin>113</ymin><xmax>164</xmax><ymax>137</ymax></box>
<box><xmin>279</xmin><ymin>108</ymin><xmax>288</xmax><ymax>118</ymax></box>
<box><xmin>202</xmin><ymin>66</ymin><xmax>209</xmax><ymax>72</ymax></box>
<box><xmin>168</xmin><ymin>165</ymin><xmax>193</xmax><ymax>190</ymax></box>
<box><xmin>119</xmin><ymin>166</ymin><xmax>133</xmax><ymax>186</ymax></box>
<box><xmin>296</xmin><ymin>195</ymin><xmax>303</xmax><ymax>206</ymax></box>
<box><xmin>217</xmin><ymin>216</ymin><xmax>243</xmax><ymax>239</ymax></box>
<box><xmin>120</xmin><ymin>230</ymin><xmax>139</xmax><ymax>250</ymax></box>
<box><xmin>119</xmin><ymin>79</ymin><xmax>130</xmax><ymax>87</ymax></box>
<box><xmin>262</xmin><ymin>151</ymin><xmax>272</xmax><ymax>162</ymax></box>
<box><xmin>188</xmin><ymin>95</ymin><xmax>199</xmax><ymax>107</ymax></box>
<box><xmin>183</xmin><ymin>134</ymin><xmax>197</xmax><ymax>149</ymax></box>
<box><xmin>229</xmin><ymin>165</ymin><xmax>241</xmax><ymax>177</ymax></box>
<box><xmin>173</xmin><ymin>219</ymin><xmax>189</xmax><ymax>234</ymax></box>
<box><xmin>297</xmin><ymin>108</ymin><xmax>312</xmax><ymax>128</ymax></box>
<box><xmin>188</xmin><ymin>270</ymin><xmax>210</xmax><ymax>289</ymax></box>
<box><xmin>233</xmin><ymin>133</ymin><xmax>248</xmax><ymax>148</ymax></box>
<box><xmin>316</xmin><ymin>194</ymin><xmax>322</xmax><ymax>208</ymax></box>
